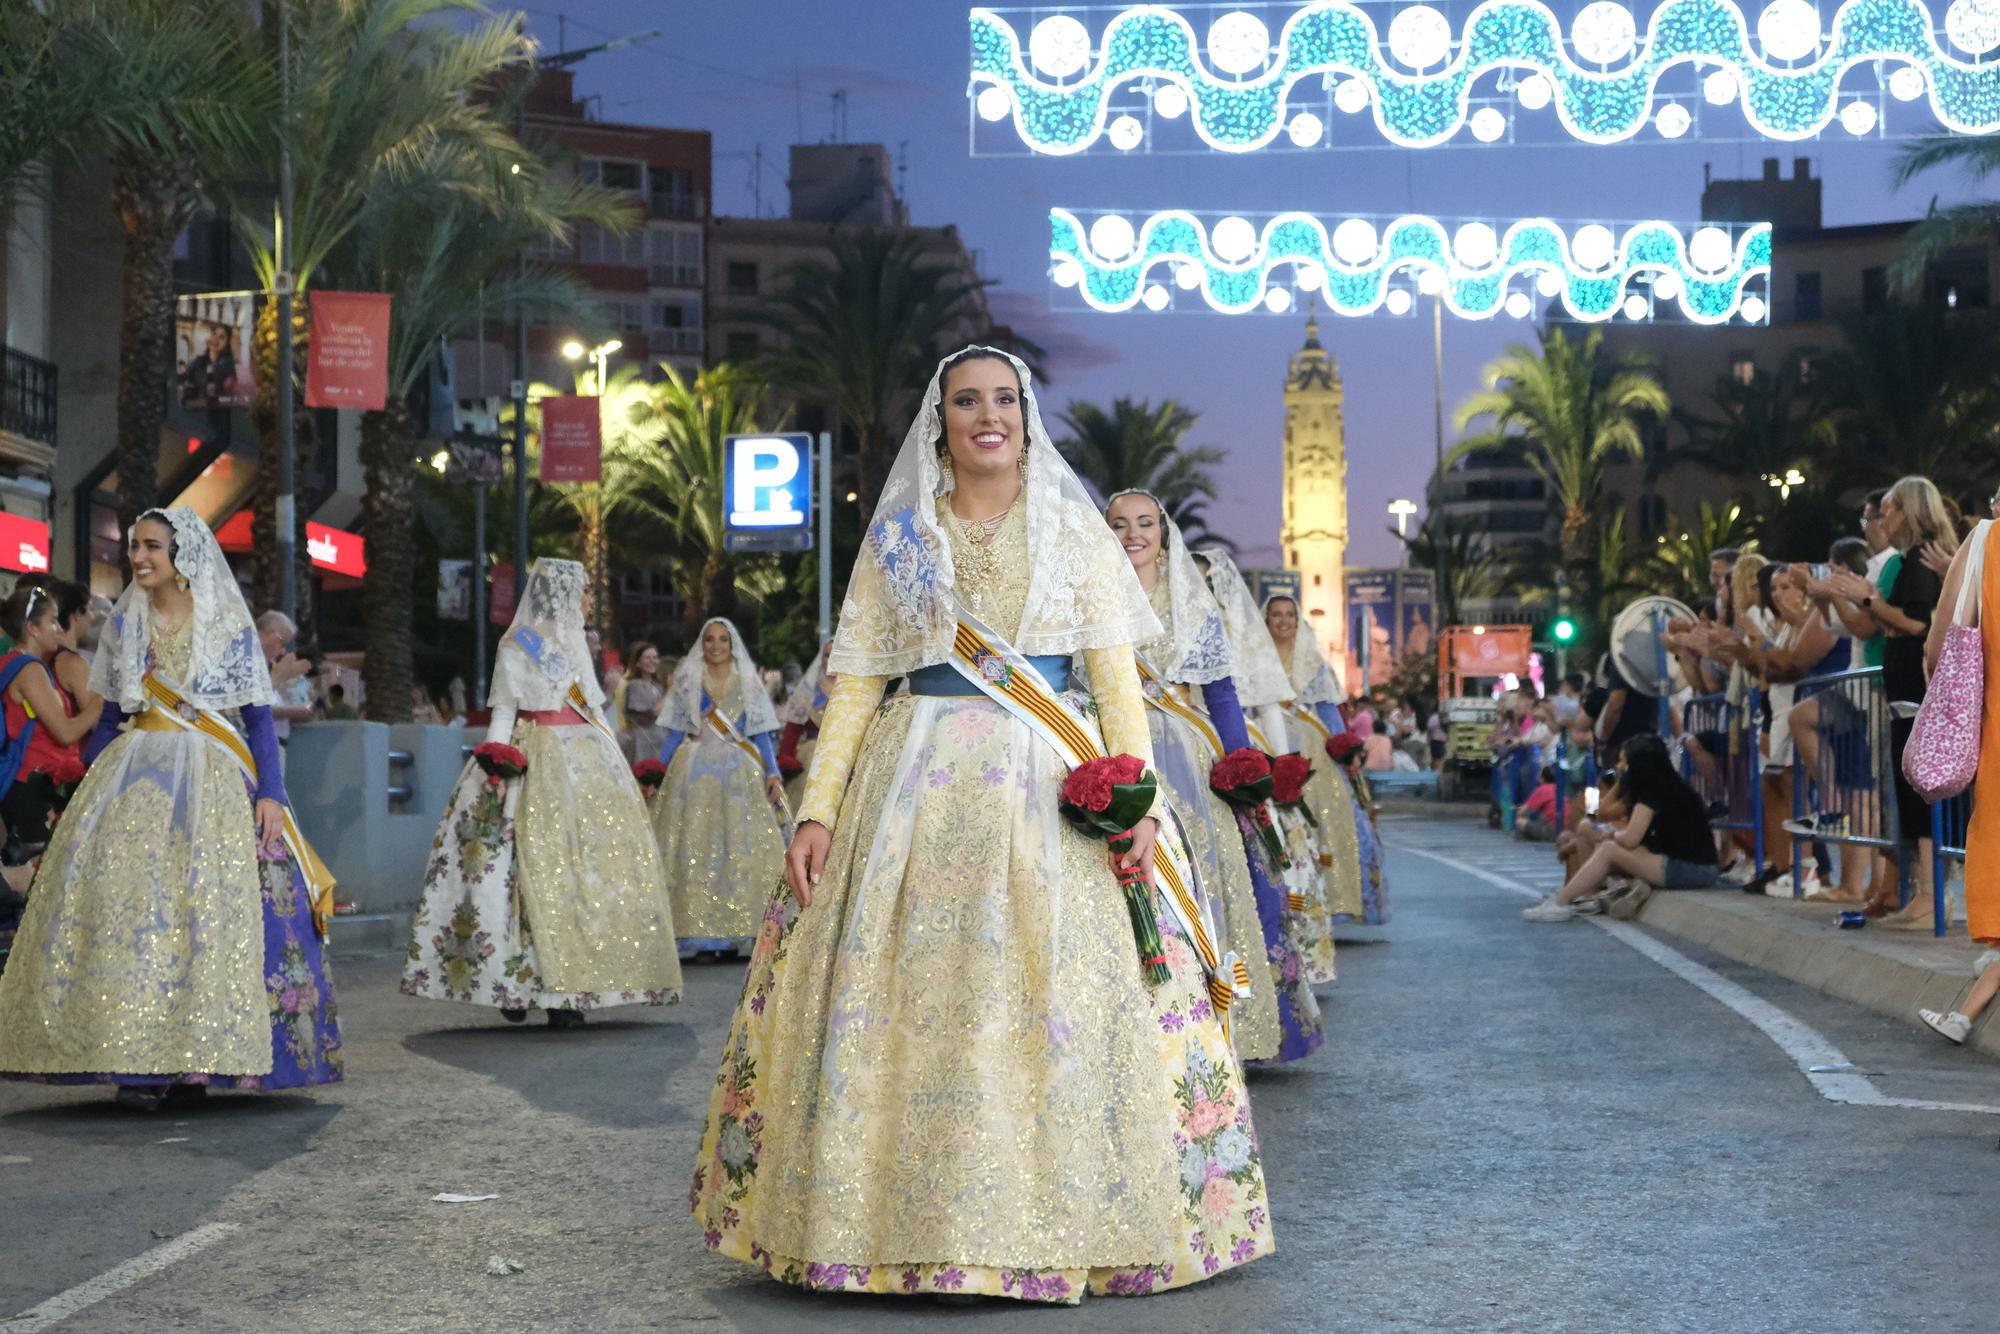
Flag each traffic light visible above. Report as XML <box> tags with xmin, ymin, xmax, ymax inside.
<box><xmin>1551</xmin><ymin>616</ymin><xmax>1577</xmax><ymax>644</ymax></box>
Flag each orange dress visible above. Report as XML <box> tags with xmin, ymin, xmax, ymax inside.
<box><xmin>1967</xmin><ymin>522</ymin><xmax>2000</xmax><ymax>947</ymax></box>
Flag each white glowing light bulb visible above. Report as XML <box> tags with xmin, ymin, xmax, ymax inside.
<box><xmin>1142</xmin><ymin>283</ymin><xmax>1171</xmax><ymax>311</ymax></box>
<box><xmin>1174</xmin><ymin>261</ymin><xmax>1203</xmax><ymax>291</ymax></box>
<box><xmin>1572</xmin><ymin>3</ymin><xmax>1638</xmax><ymax>64</ymax></box>
<box><xmin>1469</xmin><ymin>107</ymin><xmax>1508</xmax><ymax>142</ymax></box>
<box><xmin>1332</xmin><ymin>218</ymin><xmax>1378</xmax><ymax>265</ymax></box>
<box><xmin>1741</xmin><ymin>295</ymin><xmax>1768</xmax><ymax>323</ymax></box>
<box><xmin>1387</xmin><ymin>6</ymin><xmax>1453</xmax><ymax>70</ymax></box>
<box><xmin>1212</xmin><ymin>215</ymin><xmax>1259</xmax><ymax>263</ymax></box>
<box><xmin>1516</xmin><ymin>74</ymin><xmax>1553</xmax><ymax>111</ymax></box>
<box><xmin>1334</xmin><ymin>78</ymin><xmax>1372</xmax><ymax>114</ymax></box>
<box><xmin>1887</xmin><ymin>66</ymin><xmax>1926</xmax><ymax>102</ymax></box>
<box><xmin>1757</xmin><ymin>0</ymin><xmax>1822</xmax><ymax>63</ymax></box>
<box><xmin>1839</xmin><ymin>100</ymin><xmax>1878</xmax><ymax>136</ymax></box>
<box><xmin>1417</xmin><ymin>266</ymin><xmax>1446</xmax><ymax>296</ymax></box>
<box><xmin>1208</xmin><ymin>11</ymin><xmax>1272</xmax><ymax>75</ymax></box>
<box><xmin>1656</xmin><ymin>103</ymin><xmax>1692</xmax><ymax>138</ymax></box>
<box><xmin>1688</xmin><ymin>225</ymin><xmax>1732</xmax><ymax>273</ymax></box>
<box><xmin>1028</xmin><ymin>15</ymin><xmax>1092</xmax><ymax>79</ymax></box>
<box><xmin>1108</xmin><ymin>114</ymin><xmax>1145</xmax><ymax>151</ymax></box>
<box><xmin>1154</xmin><ymin>83</ymin><xmax>1190</xmax><ymax>118</ymax></box>
<box><xmin>975</xmin><ymin>86</ymin><xmax>1011</xmax><ymax>122</ymax></box>
<box><xmin>1386</xmin><ymin>288</ymin><xmax>1414</xmax><ymax>315</ymax></box>
<box><xmin>1571</xmin><ymin>224</ymin><xmax>1617</xmax><ymax>271</ymax></box>
<box><xmin>1623</xmin><ymin>293</ymin><xmax>1649</xmax><ymax>320</ymax></box>
<box><xmin>1454</xmin><ymin>222</ymin><xmax>1499</xmax><ymax>269</ymax></box>
<box><xmin>1295</xmin><ymin>262</ymin><xmax>1325</xmax><ymax>292</ymax></box>
<box><xmin>1537</xmin><ymin>269</ymin><xmax>1564</xmax><ymax>298</ymax></box>
<box><xmin>1703</xmin><ymin>69</ymin><xmax>1739</xmax><ymax>106</ymax></box>
<box><xmin>1505</xmin><ymin>291</ymin><xmax>1533</xmax><ymax>318</ymax></box>
<box><xmin>1653</xmin><ymin>272</ymin><xmax>1684</xmax><ymax>302</ymax></box>
<box><xmin>1265</xmin><ymin>287</ymin><xmax>1293</xmax><ymax>313</ymax></box>
<box><xmin>1052</xmin><ymin>257</ymin><xmax>1083</xmax><ymax>288</ymax></box>
<box><xmin>1289</xmin><ymin>112</ymin><xmax>1325</xmax><ymax>146</ymax></box>
<box><xmin>1088</xmin><ymin>214</ymin><xmax>1136</xmax><ymax>261</ymax></box>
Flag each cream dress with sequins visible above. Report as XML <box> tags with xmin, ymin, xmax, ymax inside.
<box><xmin>690</xmin><ymin>499</ymin><xmax>1274</xmax><ymax>1303</ymax></box>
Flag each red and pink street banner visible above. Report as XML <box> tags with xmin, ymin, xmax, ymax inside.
<box><xmin>538</xmin><ymin>395</ymin><xmax>602</xmax><ymax>483</ymax></box>
<box><xmin>304</xmin><ymin>291</ymin><xmax>392</xmax><ymax>410</ymax></box>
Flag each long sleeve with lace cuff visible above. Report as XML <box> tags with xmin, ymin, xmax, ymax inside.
<box><xmin>795</xmin><ymin>673</ymin><xmax>887</xmax><ymax>830</ymax></box>
<box><xmin>1200</xmin><ymin>676</ymin><xmax>1253</xmax><ymax>753</ymax></box>
<box><xmin>242</xmin><ymin>705</ymin><xmax>289</xmax><ymax>806</ymax></box>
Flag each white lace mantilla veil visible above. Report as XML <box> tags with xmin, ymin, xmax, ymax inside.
<box><xmin>1105</xmin><ymin>489</ymin><xmax>1232</xmax><ymax>686</ymax></box>
<box><xmin>1262</xmin><ymin>592</ymin><xmax>1341</xmax><ymax>706</ymax></box>
<box><xmin>488</xmin><ymin>557</ymin><xmax>605</xmax><ymax>714</ymax></box>
<box><xmin>1194</xmin><ymin>547</ymin><xmax>1293</xmax><ymax>711</ymax></box>
<box><xmin>91</xmin><ymin>506</ymin><xmax>276</xmax><ymax>713</ymax></box>
<box><xmin>825</xmin><ymin>346</ymin><xmax>1161</xmax><ymax>677</ymax></box>
<box><xmin>779</xmin><ymin>643</ymin><xmax>828</xmax><ymax>726</ymax></box>
<box><xmin>661</xmin><ymin>616</ymin><xmax>781</xmax><ymax>737</ymax></box>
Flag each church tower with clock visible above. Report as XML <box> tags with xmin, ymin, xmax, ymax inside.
<box><xmin>1279</xmin><ymin>312</ymin><xmax>1348</xmax><ymax>691</ymax></box>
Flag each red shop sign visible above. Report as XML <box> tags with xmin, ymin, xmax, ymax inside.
<box><xmin>304</xmin><ymin>291</ymin><xmax>392</xmax><ymax>411</ymax></box>
<box><xmin>538</xmin><ymin>394</ymin><xmax>601</xmax><ymax>483</ymax></box>
<box><xmin>305</xmin><ymin>522</ymin><xmax>366</xmax><ymax>578</ymax></box>
<box><xmin>0</xmin><ymin>513</ymin><xmax>50</xmax><ymax>575</ymax></box>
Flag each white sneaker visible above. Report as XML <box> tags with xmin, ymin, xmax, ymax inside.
<box><xmin>1765</xmin><ymin>872</ymin><xmax>1824</xmax><ymax>898</ymax></box>
<box><xmin>1719</xmin><ymin>857</ymin><xmax>1757</xmax><ymax>887</ymax></box>
<box><xmin>1976</xmin><ymin>949</ymin><xmax>2000</xmax><ymax>974</ymax></box>
<box><xmin>1919</xmin><ymin>1008</ymin><xmax>1971</xmax><ymax>1045</ymax></box>
<box><xmin>1522</xmin><ymin>896</ymin><xmax>1576</xmax><ymax>923</ymax></box>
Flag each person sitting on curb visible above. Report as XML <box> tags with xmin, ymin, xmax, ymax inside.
<box><xmin>1525</xmin><ymin>734</ymin><xmax>1720</xmax><ymax>922</ymax></box>
<box><xmin>1516</xmin><ymin>766</ymin><xmax>1559</xmax><ymax>842</ymax></box>
<box><xmin>1557</xmin><ymin>768</ymin><xmax>1628</xmax><ymax>883</ymax></box>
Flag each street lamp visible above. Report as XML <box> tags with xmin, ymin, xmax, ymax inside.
<box><xmin>563</xmin><ymin>337</ymin><xmax>622</xmax><ymax>392</ymax></box>
<box><xmin>1388</xmin><ymin>497</ymin><xmax>1418</xmax><ymax>538</ymax></box>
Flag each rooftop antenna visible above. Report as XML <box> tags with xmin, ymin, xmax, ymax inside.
<box><xmin>896</xmin><ymin>139</ymin><xmax>908</xmax><ymax>217</ymax></box>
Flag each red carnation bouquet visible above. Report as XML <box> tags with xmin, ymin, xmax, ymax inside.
<box><xmin>1325</xmin><ymin>732</ymin><xmax>1363</xmax><ymax>767</ymax></box>
<box><xmin>1057</xmin><ymin>754</ymin><xmax>1169</xmax><ymax>985</ymax></box>
<box><xmin>473</xmin><ymin>742</ymin><xmax>528</xmax><ymax>786</ymax></box>
<box><xmin>1271</xmin><ymin>753</ymin><xmax>1316</xmax><ymax>826</ymax></box>
<box><xmin>633</xmin><ymin>758</ymin><xmax>667</xmax><ymax>797</ymax></box>
<box><xmin>31</xmin><ymin>754</ymin><xmax>88</xmax><ymax>821</ymax></box>
<box><xmin>1210</xmin><ymin>747</ymin><xmax>1287</xmax><ymax>867</ymax></box>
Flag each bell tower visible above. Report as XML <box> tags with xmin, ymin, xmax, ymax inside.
<box><xmin>1280</xmin><ymin>312</ymin><xmax>1348</xmax><ymax>691</ymax></box>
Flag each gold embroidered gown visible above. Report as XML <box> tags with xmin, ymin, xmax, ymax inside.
<box><xmin>0</xmin><ymin>614</ymin><xmax>342</xmax><ymax>1087</ymax></box>
<box><xmin>402</xmin><ymin>694</ymin><xmax>682</xmax><ymax>1011</ymax></box>
<box><xmin>690</xmin><ymin>499</ymin><xmax>1274</xmax><ymax>1302</ymax></box>
<box><xmin>652</xmin><ymin>672</ymin><xmax>787</xmax><ymax>951</ymax></box>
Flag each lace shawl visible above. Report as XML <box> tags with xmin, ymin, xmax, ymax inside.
<box><xmin>827</xmin><ymin>346</ymin><xmax>1161</xmax><ymax>676</ymax></box>
<box><xmin>91</xmin><ymin>506</ymin><xmax>276</xmax><ymax>713</ymax></box>
<box><xmin>662</xmin><ymin>616</ymin><xmax>781</xmax><ymax>736</ymax></box>
<box><xmin>1265</xmin><ymin>594</ymin><xmax>1343</xmax><ymax>706</ymax></box>
<box><xmin>1196</xmin><ymin>548</ymin><xmax>1293</xmax><ymax>710</ymax></box>
<box><xmin>780</xmin><ymin>643</ymin><xmax>829</xmax><ymax>726</ymax></box>
<box><xmin>488</xmin><ymin>558</ymin><xmax>605</xmax><ymax>714</ymax></box>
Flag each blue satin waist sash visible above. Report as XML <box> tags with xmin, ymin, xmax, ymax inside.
<box><xmin>908</xmin><ymin>655</ymin><xmax>1072</xmax><ymax>697</ymax></box>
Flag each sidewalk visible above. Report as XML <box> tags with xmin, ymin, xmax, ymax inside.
<box><xmin>1634</xmin><ymin>888</ymin><xmax>2000</xmax><ymax>1057</ymax></box>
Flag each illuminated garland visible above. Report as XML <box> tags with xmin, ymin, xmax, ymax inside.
<box><xmin>1049</xmin><ymin>207</ymin><xmax>1775</xmax><ymax>322</ymax></box>
<box><xmin>971</xmin><ymin>2</ymin><xmax>2000</xmax><ymax>150</ymax></box>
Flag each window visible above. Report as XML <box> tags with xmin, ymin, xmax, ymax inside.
<box><xmin>583</xmin><ymin>158</ymin><xmax>643</xmax><ymax>192</ymax></box>
<box><xmin>648</xmin><ymin>227</ymin><xmax>702</xmax><ymax>286</ymax></box>
<box><xmin>1729</xmin><ymin>351</ymin><xmax>1755</xmax><ymax>386</ymax></box>
<box><xmin>609</xmin><ymin>299</ymin><xmax>645</xmax><ymax>332</ymax></box>
<box><xmin>725</xmin><ymin>330</ymin><xmax>760</xmax><ymax>360</ymax></box>
<box><xmin>1862</xmin><ymin>267</ymin><xmax>1888</xmax><ymax>314</ymax></box>
<box><xmin>577</xmin><ymin>224</ymin><xmax>644</xmax><ymax>267</ymax></box>
<box><xmin>726</xmin><ymin>261</ymin><xmax>759</xmax><ymax>297</ymax></box>
<box><xmin>1793</xmin><ymin>271</ymin><xmax>1821</xmax><ymax>321</ymax></box>
<box><xmin>1312</xmin><ymin>573</ymin><xmax>1322</xmax><ymax>586</ymax></box>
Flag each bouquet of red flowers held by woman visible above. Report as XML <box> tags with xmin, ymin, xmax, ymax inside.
<box><xmin>473</xmin><ymin>742</ymin><xmax>528</xmax><ymax>787</ymax></box>
<box><xmin>1209</xmin><ymin>747</ymin><xmax>1287</xmax><ymax>868</ymax></box>
<box><xmin>1325</xmin><ymin>732</ymin><xmax>1363</xmax><ymax>768</ymax></box>
<box><xmin>632</xmin><ymin>758</ymin><xmax>667</xmax><ymax>798</ymax></box>
<box><xmin>1271</xmin><ymin>753</ymin><xmax>1316</xmax><ymax>826</ymax></box>
<box><xmin>1057</xmin><ymin>754</ymin><xmax>1169</xmax><ymax>985</ymax></box>
<box><xmin>32</xmin><ymin>754</ymin><xmax>88</xmax><ymax>825</ymax></box>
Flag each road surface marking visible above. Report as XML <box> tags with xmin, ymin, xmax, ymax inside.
<box><xmin>5</xmin><ymin>1223</ymin><xmax>239</xmax><ymax>1333</ymax></box>
<box><xmin>1389</xmin><ymin>841</ymin><xmax>2000</xmax><ymax>1117</ymax></box>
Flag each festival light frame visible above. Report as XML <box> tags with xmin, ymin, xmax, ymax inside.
<box><xmin>1049</xmin><ymin>207</ymin><xmax>1775</xmax><ymax>322</ymax></box>
<box><xmin>971</xmin><ymin>2</ymin><xmax>2000</xmax><ymax>151</ymax></box>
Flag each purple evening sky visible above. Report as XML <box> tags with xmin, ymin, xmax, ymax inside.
<box><xmin>515</xmin><ymin>1</ymin><xmax>1982</xmax><ymax>567</ymax></box>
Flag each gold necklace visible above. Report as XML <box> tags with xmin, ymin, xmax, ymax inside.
<box><xmin>950</xmin><ymin>496</ymin><xmax>1016</xmax><ymax>597</ymax></box>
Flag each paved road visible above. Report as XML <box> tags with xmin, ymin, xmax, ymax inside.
<box><xmin>4</xmin><ymin>810</ymin><xmax>1996</xmax><ymax>1332</ymax></box>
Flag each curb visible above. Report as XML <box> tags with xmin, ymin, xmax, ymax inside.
<box><xmin>1634</xmin><ymin>890</ymin><xmax>2000</xmax><ymax>1059</ymax></box>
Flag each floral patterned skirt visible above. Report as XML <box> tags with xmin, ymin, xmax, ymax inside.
<box><xmin>653</xmin><ymin>732</ymin><xmax>786</xmax><ymax>951</ymax></box>
<box><xmin>0</xmin><ymin>728</ymin><xmax>341</xmax><ymax>1089</ymax></box>
<box><xmin>690</xmin><ymin>692</ymin><xmax>1274</xmax><ymax>1304</ymax></box>
<box><xmin>402</xmin><ymin>722</ymin><xmax>681</xmax><ymax>1011</ymax></box>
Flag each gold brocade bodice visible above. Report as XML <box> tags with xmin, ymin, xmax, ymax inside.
<box><xmin>704</xmin><ymin>670</ymin><xmax>742</xmax><ymax>717</ymax></box>
<box><xmin>150</xmin><ymin>611</ymin><xmax>194</xmax><ymax>682</ymax></box>
<box><xmin>938</xmin><ymin>494</ymin><xmax>1029</xmax><ymax>636</ymax></box>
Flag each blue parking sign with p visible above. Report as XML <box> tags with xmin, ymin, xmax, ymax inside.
<box><xmin>723</xmin><ymin>432</ymin><xmax>813</xmax><ymax>552</ymax></box>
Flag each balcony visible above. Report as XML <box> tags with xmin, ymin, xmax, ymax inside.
<box><xmin>648</xmin><ymin>263</ymin><xmax>703</xmax><ymax>288</ymax></box>
<box><xmin>648</xmin><ymin>328</ymin><xmax>703</xmax><ymax>356</ymax></box>
<box><xmin>2</xmin><ymin>346</ymin><xmax>56</xmax><ymax>447</ymax></box>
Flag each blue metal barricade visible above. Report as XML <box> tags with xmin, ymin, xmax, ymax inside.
<box><xmin>1931</xmin><ymin>792</ymin><xmax>1971</xmax><ymax>941</ymax></box>
<box><xmin>1680</xmin><ymin>689</ymin><xmax>1763</xmax><ymax>874</ymax></box>
<box><xmin>1786</xmin><ymin>667</ymin><xmax>1895</xmax><ymax>900</ymax></box>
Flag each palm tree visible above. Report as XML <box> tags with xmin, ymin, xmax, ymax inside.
<box><xmin>28</xmin><ymin>1</ymin><xmax>267</xmax><ymax>530</ymax></box>
<box><xmin>1889</xmin><ymin>135</ymin><xmax>2000</xmax><ymax>292</ymax></box>
<box><xmin>1818</xmin><ymin>304</ymin><xmax>2000</xmax><ymax>501</ymax></box>
<box><xmin>1646</xmin><ymin>500</ymin><xmax>1757</xmax><ymax>608</ymax></box>
<box><xmin>753</xmin><ymin>230</ymin><xmax>990</xmax><ymax>516</ymax></box>
<box><xmin>1452</xmin><ymin>327</ymin><xmax>1668</xmax><ymax>592</ymax></box>
<box><xmin>217</xmin><ymin>0</ymin><xmax>531</xmax><ymax>611</ymax></box>
<box><xmin>335</xmin><ymin>146</ymin><xmax>628</xmax><ymax>722</ymax></box>
<box><xmin>1054</xmin><ymin>397</ymin><xmax>1233</xmax><ymax>549</ymax></box>
<box><xmin>614</xmin><ymin>364</ymin><xmax>785</xmax><ymax>634</ymax></box>
<box><xmin>1394</xmin><ymin>515</ymin><xmax>1498</xmax><ymax>629</ymax></box>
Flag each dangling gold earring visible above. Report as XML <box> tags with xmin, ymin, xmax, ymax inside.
<box><xmin>938</xmin><ymin>453</ymin><xmax>955</xmax><ymax>489</ymax></box>
<box><xmin>1016</xmin><ymin>445</ymin><xmax>1029</xmax><ymax>485</ymax></box>
<box><xmin>175</xmin><ymin>573</ymin><xmax>191</xmax><ymax>591</ymax></box>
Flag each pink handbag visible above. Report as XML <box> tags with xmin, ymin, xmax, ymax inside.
<box><xmin>1902</xmin><ymin>520</ymin><xmax>1989</xmax><ymax>801</ymax></box>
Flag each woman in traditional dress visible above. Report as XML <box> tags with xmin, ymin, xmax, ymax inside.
<box><xmin>403</xmin><ymin>558</ymin><xmax>679</xmax><ymax>1027</ymax></box>
<box><xmin>1328</xmin><ymin>734</ymin><xmax>1392</xmax><ymax>925</ymax></box>
<box><xmin>775</xmin><ymin>639</ymin><xmax>832</xmax><ymax>810</ymax></box>
<box><xmin>691</xmin><ymin>347</ymin><xmax>1273</xmax><ymax>1303</ymax></box>
<box><xmin>1105</xmin><ymin>491</ymin><xmax>1320</xmax><ymax>1064</ymax></box>
<box><xmin>617</xmin><ymin>641</ymin><xmax>669</xmax><ymax>762</ymax></box>
<box><xmin>0</xmin><ymin>508</ymin><xmax>341</xmax><ymax>1108</ymax></box>
<box><xmin>1263</xmin><ymin>593</ymin><xmax>1367</xmax><ymax>946</ymax></box>
<box><xmin>652</xmin><ymin>617</ymin><xmax>787</xmax><ymax>956</ymax></box>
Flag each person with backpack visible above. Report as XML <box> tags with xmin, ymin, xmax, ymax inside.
<box><xmin>0</xmin><ymin>582</ymin><xmax>102</xmax><ymax>860</ymax></box>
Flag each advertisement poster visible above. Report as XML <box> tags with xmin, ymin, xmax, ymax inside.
<box><xmin>489</xmin><ymin>562</ymin><xmax>516</xmax><ymax>626</ymax></box>
<box><xmin>175</xmin><ymin>291</ymin><xmax>258</xmax><ymax>410</ymax></box>
<box><xmin>438</xmin><ymin>560</ymin><xmax>472</xmax><ymax>621</ymax></box>
<box><xmin>538</xmin><ymin>395</ymin><xmax>602</xmax><ymax>483</ymax></box>
<box><xmin>1400</xmin><ymin>571</ymin><xmax>1436</xmax><ymax>667</ymax></box>
<box><xmin>304</xmin><ymin>291</ymin><xmax>392</xmax><ymax>410</ymax></box>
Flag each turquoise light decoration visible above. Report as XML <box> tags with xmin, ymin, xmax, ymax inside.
<box><xmin>972</xmin><ymin>2</ymin><xmax>2000</xmax><ymax>150</ymax></box>
<box><xmin>1050</xmin><ymin>208</ymin><xmax>1775</xmax><ymax>322</ymax></box>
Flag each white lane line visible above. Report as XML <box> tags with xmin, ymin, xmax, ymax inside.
<box><xmin>5</xmin><ymin>1222</ymin><xmax>240</xmax><ymax>1332</ymax></box>
<box><xmin>1388</xmin><ymin>841</ymin><xmax>2000</xmax><ymax>1117</ymax></box>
